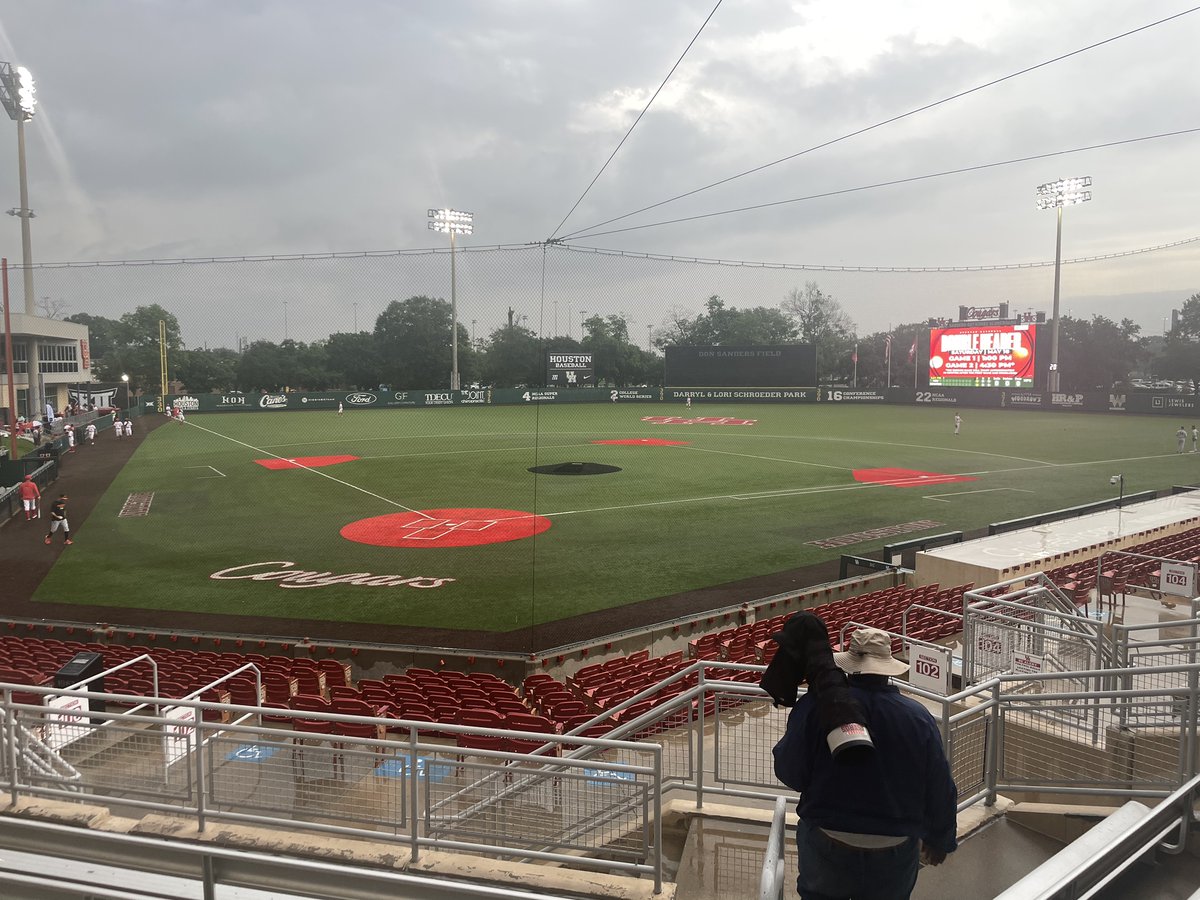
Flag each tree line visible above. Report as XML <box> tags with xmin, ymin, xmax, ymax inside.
<box><xmin>64</xmin><ymin>286</ymin><xmax>1198</xmax><ymax>394</ymax></box>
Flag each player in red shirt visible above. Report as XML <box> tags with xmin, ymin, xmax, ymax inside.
<box><xmin>18</xmin><ymin>475</ymin><xmax>41</xmax><ymax>521</ymax></box>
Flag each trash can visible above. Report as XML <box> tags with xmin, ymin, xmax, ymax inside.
<box><xmin>54</xmin><ymin>651</ymin><xmax>106</xmax><ymax>720</ymax></box>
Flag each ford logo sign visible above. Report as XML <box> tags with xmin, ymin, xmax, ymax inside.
<box><xmin>346</xmin><ymin>393</ymin><xmax>377</xmax><ymax>405</ymax></box>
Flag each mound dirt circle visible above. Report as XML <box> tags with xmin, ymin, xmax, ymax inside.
<box><xmin>527</xmin><ymin>462</ymin><xmax>621</xmax><ymax>476</ymax></box>
<box><xmin>340</xmin><ymin>507</ymin><xmax>552</xmax><ymax>548</ymax></box>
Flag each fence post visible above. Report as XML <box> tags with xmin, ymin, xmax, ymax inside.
<box><xmin>409</xmin><ymin>727</ymin><xmax>420</xmax><ymax>863</ymax></box>
<box><xmin>3</xmin><ymin>689</ymin><xmax>18</xmax><ymax>805</ymax></box>
<box><xmin>985</xmin><ymin>681</ymin><xmax>1000</xmax><ymax>806</ymax></box>
<box><xmin>696</xmin><ymin>668</ymin><xmax>706</xmax><ymax>810</ymax></box>
<box><xmin>653</xmin><ymin>745</ymin><xmax>663</xmax><ymax>894</ymax></box>
<box><xmin>194</xmin><ymin>714</ymin><xmax>207</xmax><ymax>833</ymax></box>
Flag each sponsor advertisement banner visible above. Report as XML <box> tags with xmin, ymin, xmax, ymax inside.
<box><xmin>664</xmin><ymin>388</ymin><xmax>815</xmax><ymax>402</ymax></box>
<box><xmin>164</xmin><ymin>389</ymin><xmax>494</xmax><ymax>411</ymax></box>
<box><xmin>819</xmin><ymin>389</ymin><xmax>887</xmax><ymax>402</ymax></box>
<box><xmin>162</xmin><ymin>387</ymin><xmax>1188</xmax><ymax>415</ymax></box>
<box><xmin>1129</xmin><ymin>393</ymin><xmax>1199</xmax><ymax>415</ymax></box>
<box><xmin>545</xmin><ymin>351</ymin><xmax>595</xmax><ymax>388</ymax></box>
<box><xmin>890</xmin><ymin>388</ymin><xmax>1004</xmax><ymax>408</ymax></box>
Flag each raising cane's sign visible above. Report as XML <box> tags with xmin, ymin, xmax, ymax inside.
<box><xmin>210</xmin><ymin>561</ymin><xmax>455</xmax><ymax>589</ymax></box>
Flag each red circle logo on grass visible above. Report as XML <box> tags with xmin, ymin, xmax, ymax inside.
<box><xmin>341</xmin><ymin>508</ymin><xmax>552</xmax><ymax>548</ymax></box>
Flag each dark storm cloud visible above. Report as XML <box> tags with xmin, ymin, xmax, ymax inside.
<box><xmin>0</xmin><ymin>0</ymin><xmax>1196</xmax><ymax>343</ymax></box>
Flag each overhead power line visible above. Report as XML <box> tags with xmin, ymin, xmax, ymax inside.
<box><xmin>557</xmin><ymin>235</ymin><xmax>1200</xmax><ymax>273</ymax></box>
<box><xmin>561</xmin><ymin>127</ymin><xmax>1200</xmax><ymax>240</ymax></box>
<box><xmin>547</xmin><ymin>0</ymin><xmax>726</xmax><ymax>240</ymax></box>
<box><xmin>558</xmin><ymin>5</ymin><xmax>1200</xmax><ymax>241</ymax></box>
<box><xmin>19</xmin><ymin>229</ymin><xmax>1199</xmax><ymax>273</ymax></box>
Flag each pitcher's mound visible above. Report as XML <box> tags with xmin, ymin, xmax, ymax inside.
<box><xmin>528</xmin><ymin>462</ymin><xmax>621</xmax><ymax>476</ymax></box>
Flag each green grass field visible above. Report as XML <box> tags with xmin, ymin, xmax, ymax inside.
<box><xmin>33</xmin><ymin>403</ymin><xmax>1200</xmax><ymax>632</ymax></box>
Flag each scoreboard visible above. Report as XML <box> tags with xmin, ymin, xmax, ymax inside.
<box><xmin>928</xmin><ymin>324</ymin><xmax>1037</xmax><ymax>387</ymax></box>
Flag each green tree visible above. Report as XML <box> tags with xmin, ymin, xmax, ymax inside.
<box><xmin>88</xmin><ymin>305</ymin><xmax>184</xmax><ymax>392</ymax></box>
<box><xmin>64</xmin><ymin>312</ymin><xmax>120</xmax><ymax>362</ymax></box>
<box><xmin>654</xmin><ymin>296</ymin><xmax>796</xmax><ymax>347</ymax></box>
<box><xmin>480</xmin><ymin>323</ymin><xmax>542</xmax><ymax>387</ymax></box>
<box><xmin>374</xmin><ymin>295</ymin><xmax>470</xmax><ymax>389</ymax></box>
<box><xmin>1173</xmin><ymin>293</ymin><xmax>1200</xmax><ymax>339</ymax></box>
<box><xmin>175</xmin><ymin>347</ymin><xmax>240</xmax><ymax>392</ymax></box>
<box><xmin>326</xmin><ymin>331</ymin><xmax>383</xmax><ymax>389</ymax></box>
<box><xmin>1057</xmin><ymin>315</ymin><xmax>1142</xmax><ymax>391</ymax></box>
<box><xmin>782</xmin><ymin>282</ymin><xmax>856</xmax><ymax>384</ymax></box>
<box><xmin>236</xmin><ymin>341</ymin><xmax>287</xmax><ymax>391</ymax></box>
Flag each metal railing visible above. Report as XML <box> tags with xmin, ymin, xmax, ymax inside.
<box><xmin>4</xmin><ymin>652</ymin><xmax>1200</xmax><ymax>896</ymax></box>
<box><xmin>0</xmin><ymin>683</ymin><xmax>664</xmax><ymax>892</ymax></box>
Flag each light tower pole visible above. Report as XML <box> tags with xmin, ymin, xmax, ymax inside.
<box><xmin>1036</xmin><ymin>176</ymin><xmax>1091</xmax><ymax>393</ymax></box>
<box><xmin>428</xmin><ymin>208</ymin><xmax>473</xmax><ymax>390</ymax></box>
<box><xmin>0</xmin><ymin>62</ymin><xmax>41</xmax><ymax>419</ymax></box>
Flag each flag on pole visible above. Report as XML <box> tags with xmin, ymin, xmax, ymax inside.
<box><xmin>908</xmin><ymin>337</ymin><xmax>917</xmax><ymax>363</ymax></box>
<box><xmin>884</xmin><ymin>334</ymin><xmax>892</xmax><ymax>361</ymax></box>
<box><xmin>851</xmin><ymin>346</ymin><xmax>858</xmax><ymax>364</ymax></box>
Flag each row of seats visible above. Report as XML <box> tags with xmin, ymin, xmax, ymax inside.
<box><xmin>685</xmin><ymin>584</ymin><xmax>972</xmax><ymax>662</ymax></box>
<box><xmin>1041</xmin><ymin>523</ymin><xmax>1200</xmax><ymax>601</ymax></box>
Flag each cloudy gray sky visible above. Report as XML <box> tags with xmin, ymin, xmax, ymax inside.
<box><xmin>1</xmin><ymin>0</ymin><xmax>1197</xmax><ymax>348</ymax></box>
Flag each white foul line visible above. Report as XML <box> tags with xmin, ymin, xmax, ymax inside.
<box><xmin>182</xmin><ymin>419</ymin><xmax>432</xmax><ymax>519</ymax></box>
<box><xmin>923</xmin><ymin>487</ymin><xmax>1036</xmax><ymax>503</ymax></box>
<box><xmin>185</xmin><ymin>465</ymin><xmax>226</xmax><ymax>479</ymax></box>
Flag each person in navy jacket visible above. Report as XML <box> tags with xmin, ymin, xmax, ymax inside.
<box><xmin>773</xmin><ymin>627</ymin><xmax>958</xmax><ymax>899</ymax></box>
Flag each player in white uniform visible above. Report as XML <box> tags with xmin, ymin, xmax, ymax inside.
<box><xmin>953</xmin><ymin>413</ymin><xmax>962</xmax><ymax>435</ymax></box>
<box><xmin>685</xmin><ymin>396</ymin><xmax>692</xmax><ymax>409</ymax></box>
<box><xmin>124</xmin><ymin>419</ymin><xmax>134</xmax><ymax>438</ymax></box>
<box><xmin>65</xmin><ymin>424</ymin><xmax>76</xmax><ymax>452</ymax></box>
<box><xmin>1177</xmin><ymin>426</ymin><xmax>1187</xmax><ymax>453</ymax></box>
<box><xmin>85</xmin><ymin>422</ymin><xmax>96</xmax><ymax>444</ymax></box>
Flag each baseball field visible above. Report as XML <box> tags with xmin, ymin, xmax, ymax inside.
<box><xmin>12</xmin><ymin>401</ymin><xmax>1197</xmax><ymax>649</ymax></box>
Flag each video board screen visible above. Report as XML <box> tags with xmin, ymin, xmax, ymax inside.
<box><xmin>928</xmin><ymin>324</ymin><xmax>1037</xmax><ymax>387</ymax></box>
<box><xmin>546</xmin><ymin>351</ymin><xmax>594</xmax><ymax>387</ymax></box>
<box><xmin>665</xmin><ymin>345</ymin><xmax>816</xmax><ymax>387</ymax></box>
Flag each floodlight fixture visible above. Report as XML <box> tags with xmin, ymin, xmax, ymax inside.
<box><xmin>427</xmin><ymin>208</ymin><xmax>474</xmax><ymax>235</ymax></box>
<box><xmin>1036</xmin><ymin>176</ymin><xmax>1092</xmax><ymax>210</ymax></box>
<box><xmin>1036</xmin><ymin>176</ymin><xmax>1092</xmax><ymax>392</ymax></box>
<box><xmin>0</xmin><ymin>59</ymin><xmax>42</xmax><ymax>418</ymax></box>
<box><xmin>426</xmin><ymin>207</ymin><xmax>475</xmax><ymax>390</ymax></box>
<box><xmin>0</xmin><ymin>62</ymin><xmax>36</xmax><ymax>122</ymax></box>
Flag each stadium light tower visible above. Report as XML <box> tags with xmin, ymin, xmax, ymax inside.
<box><xmin>427</xmin><ymin>208</ymin><xmax>473</xmax><ymax>390</ymax></box>
<box><xmin>0</xmin><ymin>61</ymin><xmax>41</xmax><ymax>419</ymax></box>
<box><xmin>1036</xmin><ymin>176</ymin><xmax>1091</xmax><ymax>392</ymax></box>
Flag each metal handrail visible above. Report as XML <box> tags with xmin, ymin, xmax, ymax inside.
<box><xmin>758</xmin><ymin>795</ymin><xmax>789</xmax><ymax>900</ymax></box>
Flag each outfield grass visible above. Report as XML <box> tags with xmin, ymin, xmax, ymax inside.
<box><xmin>33</xmin><ymin>403</ymin><xmax>1200</xmax><ymax>631</ymax></box>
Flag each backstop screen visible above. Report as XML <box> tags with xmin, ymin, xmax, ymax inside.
<box><xmin>665</xmin><ymin>345</ymin><xmax>817</xmax><ymax>387</ymax></box>
<box><xmin>928</xmin><ymin>324</ymin><xmax>1037</xmax><ymax>388</ymax></box>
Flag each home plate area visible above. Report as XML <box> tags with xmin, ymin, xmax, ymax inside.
<box><xmin>853</xmin><ymin>468</ymin><xmax>977</xmax><ymax>488</ymax></box>
<box><xmin>341</xmin><ymin>508</ymin><xmax>552</xmax><ymax>548</ymax></box>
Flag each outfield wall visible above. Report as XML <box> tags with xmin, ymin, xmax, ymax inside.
<box><xmin>161</xmin><ymin>386</ymin><xmax>1193</xmax><ymax>416</ymax></box>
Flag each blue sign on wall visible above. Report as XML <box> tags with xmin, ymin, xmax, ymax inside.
<box><xmin>375</xmin><ymin>755</ymin><xmax>452</xmax><ymax>782</ymax></box>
